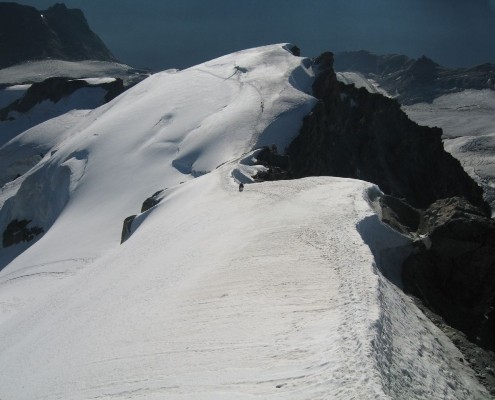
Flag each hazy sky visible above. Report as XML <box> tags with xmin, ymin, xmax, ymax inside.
<box><xmin>15</xmin><ymin>0</ymin><xmax>495</xmax><ymax>70</ymax></box>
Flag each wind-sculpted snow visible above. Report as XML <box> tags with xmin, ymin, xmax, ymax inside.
<box><xmin>0</xmin><ymin>45</ymin><xmax>488</xmax><ymax>399</ymax></box>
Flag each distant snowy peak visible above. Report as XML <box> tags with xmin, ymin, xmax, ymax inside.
<box><xmin>335</xmin><ymin>50</ymin><xmax>495</xmax><ymax>104</ymax></box>
<box><xmin>0</xmin><ymin>2</ymin><xmax>116</xmax><ymax>69</ymax></box>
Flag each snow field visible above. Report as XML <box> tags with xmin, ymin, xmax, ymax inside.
<box><xmin>0</xmin><ymin>172</ymin><xmax>487</xmax><ymax>399</ymax></box>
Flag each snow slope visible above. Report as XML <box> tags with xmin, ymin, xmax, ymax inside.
<box><xmin>0</xmin><ymin>85</ymin><xmax>109</xmax><ymax>147</ymax></box>
<box><xmin>0</xmin><ymin>44</ymin><xmax>316</xmax><ymax>268</ymax></box>
<box><xmin>0</xmin><ymin>44</ymin><xmax>488</xmax><ymax>399</ymax></box>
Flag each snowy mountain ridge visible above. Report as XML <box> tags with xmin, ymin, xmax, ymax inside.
<box><xmin>0</xmin><ymin>44</ymin><xmax>491</xmax><ymax>399</ymax></box>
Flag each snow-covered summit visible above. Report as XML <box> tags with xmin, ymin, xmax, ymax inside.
<box><xmin>0</xmin><ymin>44</ymin><xmax>489</xmax><ymax>399</ymax></box>
<box><xmin>0</xmin><ymin>44</ymin><xmax>316</xmax><ymax>268</ymax></box>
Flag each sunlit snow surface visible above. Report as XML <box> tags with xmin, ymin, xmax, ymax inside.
<box><xmin>0</xmin><ymin>45</ymin><xmax>488</xmax><ymax>399</ymax></box>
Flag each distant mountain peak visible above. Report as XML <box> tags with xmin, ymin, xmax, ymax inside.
<box><xmin>335</xmin><ymin>50</ymin><xmax>495</xmax><ymax>104</ymax></box>
<box><xmin>0</xmin><ymin>2</ymin><xmax>117</xmax><ymax>69</ymax></box>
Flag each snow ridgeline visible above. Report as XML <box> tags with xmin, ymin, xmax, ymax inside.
<box><xmin>0</xmin><ymin>44</ymin><xmax>488</xmax><ymax>399</ymax></box>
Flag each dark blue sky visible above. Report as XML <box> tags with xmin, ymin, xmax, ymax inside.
<box><xmin>16</xmin><ymin>0</ymin><xmax>495</xmax><ymax>70</ymax></box>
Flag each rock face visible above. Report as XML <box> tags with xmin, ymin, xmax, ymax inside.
<box><xmin>252</xmin><ymin>147</ymin><xmax>290</xmax><ymax>182</ymax></box>
<box><xmin>397</xmin><ymin>197</ymin><xmax>495</xmax><ymax>352</ymax></box>
<box><xmin>335</xmin><ymin>50</ymin><xmax>495</xmax><ymax>104</ymax></box>
<box><xmin>2</xmin><ymin>218</ymin><xmax>44</xmax><ymax>247</ymax></box>
<box><xmin>121</xmin><ymin>215</ymin><xmax>136</xmax><ymax>244</ymax></box>
<box><xmin>141</xmin><ymin>190</ymin><xmax>165</xmax><ymax>213</ymax></box>
<box><xmin>0</xmin><ymin>2</ymin><xmax>117</xmax><ymax>69</ymax></box>
<box><xmin>379</xmin><ymin>194</ymin><xmax>421</xmax><ymax>236</ymax></box>
<box><xmin>0</xmin><ymin>77</ymin><xmax>124</xmax><ymax>121</ymax></box>
<box><xmin>287</xmin><ymin>52</ymin><xmax>489</xmax><ymax>213</ymax></box>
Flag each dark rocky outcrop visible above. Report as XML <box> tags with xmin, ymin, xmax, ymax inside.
<box><xmin>121</xmin><ymin>215</ymin><xmax>136</xmax><ymax>244</ymax></box>
<box><xmin>2</xmin><ymin>218</ymin><xmax>44</xmax><ymax>247</ymax></box>
<box><xmin>0</xmin><ymin>2</ymin><xmax>117</xmax><ymax>69</ymax></box>
<box><xmin>252</xmin><ymin>146</ymin><xmax>290</xmax><ymax>182</ymax></box>
<box><xmin>287</xmin><ymin>52</ymin><xmax>489</xmax><ymax>213</ymax></box>
<box><xmin>141</xmin><ymin>190</ymin><xmax>165</xmax><ymax>213</ymax></box>
<box><xmin>121</xmin><ymin>190</ymin><xmax>167</xmax><ymax>244</ymax></box>
<box><xmin>0</xmin><ymin>77</ymin><xmax>124</xmax><ymax>121</ymax></box>
<box><xmin>335</xmin><ymin>50</ymin><xmax>495</xmax><ymax>105</ymax></box>
<box><xmin>288</xmin><ymin>45</ymin><xmax>301</xmax><ymax>57</ymax></box>
<box><xmin>394</xmin><ymin>197</ymin><xmax>495</xmax><ymax>352</ymax></box>
<box><xmin>379</xmin><ymin>195</ymin><xmax>421</xmax><ymax>236</ymax></box>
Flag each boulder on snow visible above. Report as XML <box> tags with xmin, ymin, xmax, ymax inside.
<box><xmin>141</xmin><ymin>190</ymin><xmax>165</xmax><ymax>213</ymax></box>
<box><xmin>120</xmin><ymin>215</ymin><xmax>136</xmax><ymax>244</ymax></box>
<box><xmin>2</xmin><ymin>218</ymin><xmax>44</xmax><ymax>248</ymax></box>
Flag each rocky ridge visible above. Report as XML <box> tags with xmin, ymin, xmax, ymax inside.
<box><xmin>335</xmin><ymin>50</ymin><xmax>495</xmax><ymax>104</ymax></box>
<box><xmin>287</xmin><ymin>52</ymin><xmax>488</xmax><ymax>213</ymax></box>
